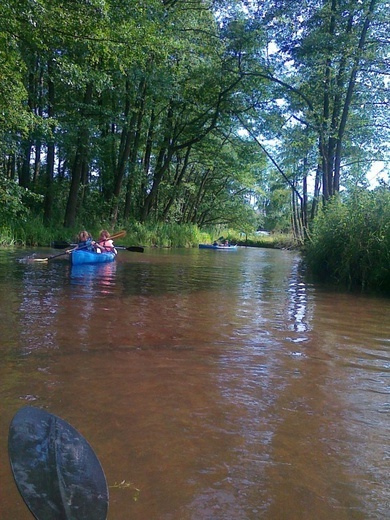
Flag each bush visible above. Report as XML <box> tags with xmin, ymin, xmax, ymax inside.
<box><xmin>0</xmin><ymin>178</ymin><xmax>43</xmax><ymax>224</ymax></box>
<box><xmin>124</xmin><ymin>222</ymin><xmax>202</xmax><ymax>248</ymax></box>
<box><xmin>305</xmin><ymin>188</ymin><xmax>390</xmax><ymax>293</ymax></box>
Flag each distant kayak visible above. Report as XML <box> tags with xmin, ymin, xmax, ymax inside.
<box><xmin>199</xmin><ymin>244</ymin><xmax>238</xmax><ymax>250</ymax></box>
<box><xmin>70</xmin><ymin>249</ymin><xmax>116</xmax><ymax>265</ymax></box>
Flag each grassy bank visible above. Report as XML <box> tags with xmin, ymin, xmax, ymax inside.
<box><xmin>0</xmin><ymin>219</ymin><xmax>293</xmax><ymax>250</ymax></box>
<box><xmin>0</xmin><ymin>220</ymin><xmax>201</xmax><ymax>249</ymax></box>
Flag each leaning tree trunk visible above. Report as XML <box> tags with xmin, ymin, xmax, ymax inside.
<box><xmin>320</xmin><ymin>0</ymin><xmax>376</xmax><ymax>201</ymax></box>
<box><xmin>333</xmin><ymin>0</ymin><xmax>377</xmax><ymax>190</ymax></box>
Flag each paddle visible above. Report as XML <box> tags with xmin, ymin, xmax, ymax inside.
<box><xmin>51</xmin><ymin>240</ymin><xmax>74</xmax><ymax>249</ymax></box>
<box><xmin>51</xmin><ymin>240</ymin><xmax>144</xmax><ymax>253</ymax></box>
<box><xmin>34</xmin><ymin>230</ymin><xmax>127</xmax><ymax>262</ymax></box>
<box><xmin>8</xmin><ymin>406</ymin><xmax>109</xmax><ymax>520</ymax></box>
<box><xmin>32</xmin><ymin>246</ymin><xmax>78</xmax><ymax>263</ymax></box>
<box><xmin>115</xmin><ymin>245</ymin><xmax>144</xmax><ymax>253</ymax></box>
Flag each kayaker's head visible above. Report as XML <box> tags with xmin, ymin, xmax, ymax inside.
<box><xmin>99</xmin><ymin>229</ymin><xmax>110</xmax><ymax>240</ymax></box>
<box><xmin>78</xmin><ymin>230</ymin><xmax>90</xmax><ymax>242</ymax></box>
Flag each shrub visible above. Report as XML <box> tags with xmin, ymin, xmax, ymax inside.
<box><xmin>305</xmin><ymin>188</ymin><xmax>390</xmax><ymax>293</ymax></box>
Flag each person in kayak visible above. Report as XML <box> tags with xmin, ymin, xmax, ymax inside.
<box><xmin>94</xmin><ymin>230</ymin><xmax>118</xmax><ymax>255</ymax></box>
<box><xmin>76</xmin><ymin>230</ymin><xmax>94</xmax><ymax>251</ymax></box>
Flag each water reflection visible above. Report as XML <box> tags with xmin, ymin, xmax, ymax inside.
<box><xmin>18</xmin><ymin>263</ymin><xmax>64</xmax><ymax>354</ymax></box>
<box><xmin>69</xmin><ymin>261</ymin><xmax>117</xmax><ymax>294</ymax></box>
<box><xmin>287</xmin><ymin>258</ymin><xmax>312</xmax><ymax>335</ymax></box>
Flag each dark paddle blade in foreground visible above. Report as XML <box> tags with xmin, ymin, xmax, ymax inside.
<box><xmin>8</xmin><ymin>406</ymin><xmax>109</xmax><ymax>520</ymax></box>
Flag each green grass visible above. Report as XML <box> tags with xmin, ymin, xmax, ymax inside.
<box><xmin>1</xmin><ymin>217</ymin><xmax>296</xmax><ymax>252</ymax></box>
<box><xmin>227</xmin><ymin>230</ymin><xmax>297</xmax><ymax>249</ymax></box>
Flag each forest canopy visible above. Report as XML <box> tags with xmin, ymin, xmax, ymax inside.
<box><xmin>0</xmin><ymin>0</ymin><xmax>389</xmax><ymax>241</ymax></box>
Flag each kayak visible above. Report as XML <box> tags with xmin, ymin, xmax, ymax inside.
<box><xmin>199</xmin><ymin>244</ymin><xmax>238</xmax><ymax>250</ymax></box>
<box><xmin>70</xmin><ymin>249</ymin><xmax>116</xmax><ymax>265</ymax></box>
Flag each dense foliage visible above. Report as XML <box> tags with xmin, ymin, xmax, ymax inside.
<box><xmin>305</xmin><ymin>187</ymin><xmax>390</xmax><ymax>293</ymax></box>
<box><xmin>0</xmin><ymin>0</ymin><xmax>266</xmax><ymax>233</ymax></box>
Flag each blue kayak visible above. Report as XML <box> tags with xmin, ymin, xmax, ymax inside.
<box><xmin>199</xmin><ymin>244</ymin><xmax>238</xmax><ymax>250</ymax></box>
<box><xmin>70</xmin><ymin>249</ymin><xmax>116</xmax><ymax>265</ymax></box>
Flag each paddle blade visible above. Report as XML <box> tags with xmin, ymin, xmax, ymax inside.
<box><xmin>50</xmin><ymin>241</ymin><xmax>72</xmax><ymax>249</ymax></box>
<box><xmin>8</xmin><ymin>406</ymin><xmax>109</xmax><ymax>520</ymax></box>
<box><xmin>126</xmin><ymin>246</ymin><xmax>144</xmax><ymax>253</ymax></box>
<box><xmin>114</xmin><ymin>245</ymin><xmax>144</xmax><ymax>252</ymax></box>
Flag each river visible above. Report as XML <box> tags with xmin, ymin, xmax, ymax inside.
<box><xmin>0</xmin><ymin>246</ymin><xmax>389</xmax><ymax>520</ymax></box>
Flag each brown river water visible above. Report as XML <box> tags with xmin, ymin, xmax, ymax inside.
<box><xmin>0</xmin><ymin>246</ymin><xmax>389</xmax><ymax>520</ymax></box>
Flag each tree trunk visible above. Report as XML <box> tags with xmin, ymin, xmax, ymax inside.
<box><xmin>320</xmin><ymin>0</ymin><xmax>376</xmax><ymax>200</ymax></box>
<box><xmin>33</xmin><ymin>65</ymin><xmax>44</xmax><ymax>186</ymax></box>
<box><xmin>44</xmin><ymin>59</ymin><xmax>55</xmax><ymax>224</ymax></box>
<box><xmin>110</xmin><ymin>77</ymin><xmax>147</xmax><ymax>224</ymax></box>
<box><xmin>139</xmin><ymin>104</ymin><xmax>174</xmax><ymax>221</ymax></box>
<box><xmin>19</xmin><ymin>142</ymin><xmax>32</xmax><ymax>188</ymax></box>
<box><xmin>333</xmin><ymin>0</ymin><xmax>377</xmax><ymax>190</ymax></box>
<box><xmin>310</xmin><ymin>164</ymin><xmax>322</xmax><ymax>220</ymax></box>
<box><xmin>161</xmin><ymin>145</ymin><xmax>191</xmax><ymax>220</ymax></box>
<box><xmin>185</xmin><ymin>167</ymin><xmax>210</xmax><ymax>224</ymax></box>
<box><xmin>302</xmin><ymin>157</ymin><xmax>308</xmax><ymax>236</ymax></box>
<box><xmin>123</xmin><ymin>79</ymin><xmax>147</xmax><ymax>221</ymax></box>
<box><xmin>63</xmin><ymin>83</ymin><xmax>93</xmax><ymax>228</ymax></box>
<box><xmin>320</xmin><ymin>0</ymin><xmax>336</xmax><ymax>201</ymax></box>
<box><xmin>139</xmin><ymin>108</ymin><xmax>156</xmax><ymax>214</ymax></box>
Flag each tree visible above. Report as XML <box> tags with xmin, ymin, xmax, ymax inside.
<box><xmin>1</xmin><ymin>0</ymin><xmax>388</xmax><ymax>237</ymax></box>
<box><xmin>222</xmin><ymin>0</ymin><xmax>389</xmax><ymax>227</ymax></box>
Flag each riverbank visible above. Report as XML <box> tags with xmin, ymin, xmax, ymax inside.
<box><xmin>0</xmin><ymin>221</ymin><xmax>295</xmax><ymax>250</ymax></box>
